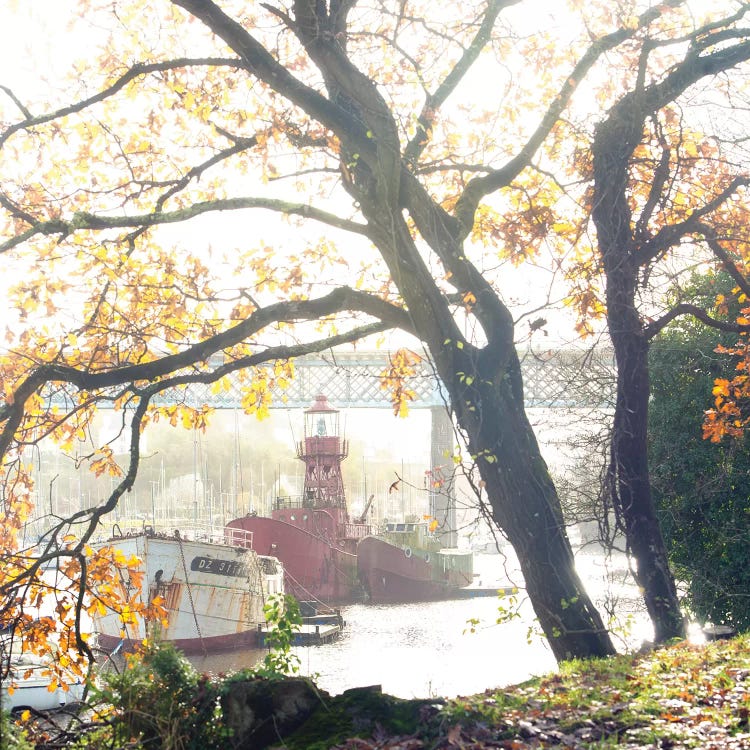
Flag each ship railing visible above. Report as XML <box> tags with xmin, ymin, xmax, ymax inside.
<box><xmin>274</xmin><ymin>494</ymin><xmax>348</xmax><ymax>511</ymax></box>
<box><xmin>175</xmin><ymin>523</ymin><xmax>254</xmax><ymax>549</ymax></box>
<box><xmin>342</xmin><ymin>522</ymin><xmax>373</xmax><ymax>539</ymax></box>
<box><xmin>222</xmin><ymin>526</ymin><xmax>254</xmax><ymax>549</ymax></box>
<box><xmin>274</xmin><ymin>495</ymin><xmax>311</xmax><ymax>510</ymax></box>
<box><xmin>102</xmin><ymin>522</ymin><xmax>255</xmax><ymax>549</ymax></box>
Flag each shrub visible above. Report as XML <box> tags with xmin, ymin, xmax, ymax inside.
<box><xmin>0</xmin><ymin>710</ymin><xmax>33</xmax><ymax>750</ymax></box>
<box><xmin>90</xmin><ymin>641</ymin><xmax>224</xmax><ymax>750</ymax></box>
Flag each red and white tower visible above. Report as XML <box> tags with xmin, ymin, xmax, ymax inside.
<box><xmin>297</xmin><ymin>394</ymin><xmax>349</xmax><ymax>511</ymax></box>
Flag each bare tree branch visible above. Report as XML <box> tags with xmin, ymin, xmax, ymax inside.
<box><xmin>0</xmin><ymin>58</ymin><xmax>242</xmax><ymax>150</ymax></box>
<box><xmin>700</xmin><ymin>226</ymin><xmax>750</xmax><ymax>299</ymax></box>
<box><xmin>645</xmin><ymin>302</ymin><xmax>750</xmax><ymax>339</ymax></box>
<box><xmin>0</xmin><ymin>85</ymin><xmax>32</xmax><ymax>119</ymax></box>
<box><xmin>453</xmin><ymin>1</ymin><xmax>684</xmax><ymax>238</ymax></box>
<box><xmin>0</xmin><ymin>197</ymin><xmax>369</xmax><ymax>253</ymax></box>
<box><xmin>637</xmin><ymin>177</ymin><xmax>750</xmax><ymax>263</ymax></box>
<box><xmin>0</xmin><ymin>286</ymin><xmax>411</xmax><ymax>443</ymax></box>
<box><xmin>403</xmin><ymin>0</ymin><xmax>520</xmax><ymax>165</ymax></box>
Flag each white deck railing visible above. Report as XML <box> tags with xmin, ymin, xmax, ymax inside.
<box><xmin>101</xmin><ymin>522</ymin><xmax>254</xmax><ymax>550</ymax></box>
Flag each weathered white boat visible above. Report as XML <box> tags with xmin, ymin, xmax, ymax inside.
<box><xmin>92</xmin><ymin>525</ymin><xmax>284</xmax><ymax>654</ymax></box>
<box><xmin>1</xmin><ymin>653</ymin><xmax>85</xmax><ymax>712</ymax></box>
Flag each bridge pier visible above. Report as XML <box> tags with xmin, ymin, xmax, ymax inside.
<box><xmin>429</xmin><ymin>406</ymin><xmax>457</xmax><ymax>547</ymax></box>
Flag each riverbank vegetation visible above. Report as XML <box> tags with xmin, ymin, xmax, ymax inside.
<box><xmin>8</xmin><ymin>632</ymin><xmax>750</xmax><ymax>749</ymax></box>
<box><xmin>649</xmin><ymin>273</ymin><xmax>750</xmax><ymax>635</ymax></box>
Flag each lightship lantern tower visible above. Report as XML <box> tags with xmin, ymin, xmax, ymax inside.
<box><xmin>297</xmin><ymin>394</ymin><xmax>349</xmax><ymax>510</ymax></box>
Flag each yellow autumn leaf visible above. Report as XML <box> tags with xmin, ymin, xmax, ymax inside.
<box><xmin>712</xmin><ymin>379</ymin><xmax>730</xmax><ymax>397</ymax></box>
<box><xmin>683</xmin><ymin>140</ymin><xmax>699</xmax><ymax>158</ymax></box>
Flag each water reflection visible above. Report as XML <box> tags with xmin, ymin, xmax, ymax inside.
<box><xmin>295</xmin><ymin>597</ymin><xmax>557</xmax><ymax>699</ymax></box>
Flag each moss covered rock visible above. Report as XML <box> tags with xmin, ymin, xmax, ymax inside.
<box><xmin>278</xmin><ymin>684</ymin><xmax>442</xmax><ymax>750</ymax></box>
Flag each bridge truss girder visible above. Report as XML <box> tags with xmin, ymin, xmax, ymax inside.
<box><xmin>169</xmin><ymin>348</ymin><xmax>615</xmax><ymax>411</ymax></box>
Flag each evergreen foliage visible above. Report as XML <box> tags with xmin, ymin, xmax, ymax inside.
<box><xmin>649</xmin><ymin>273</ymin><xmax>750</xmax><ymax>630</ymax></box>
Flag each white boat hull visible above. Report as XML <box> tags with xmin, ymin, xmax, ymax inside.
<box><xmin>93</xmin><ymin>529</ymin><xmax>283</xmax><ymax>653</ymax></box>
<box><xmin>1</xmin><ymin>655</ymin><xmax>85</xmax><ymax>712</ymax></box>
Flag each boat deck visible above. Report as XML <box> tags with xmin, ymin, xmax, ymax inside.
<box><xmin>258</xmin><ymin>621</ymin><xmax>343</xmax><ymax>646</ymax></box>
<box><xmin>449</xmin><ymin>584</ymin><xmax>518</xmax><ymax>599</ymax></box>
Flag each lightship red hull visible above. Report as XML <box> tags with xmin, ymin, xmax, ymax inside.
<box><xmin>227</xmin><ymin>395</ymin><xmax>478</xmax><ymax>606</ymax></box>
<box><xmin>227</xmin><ymin>515</ymin><xmax>363</xmax><ymax>603</ymax></box>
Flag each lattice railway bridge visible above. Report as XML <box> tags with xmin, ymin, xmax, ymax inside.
<box><xmin>52</xmin><ymin>348</ymin><xmax>612</xmax><ymax>544</ymax></box>
<box><xmin>171</xmin><ymin>347</ymin><xmax>615</xmax><ymax>412</ymax></box>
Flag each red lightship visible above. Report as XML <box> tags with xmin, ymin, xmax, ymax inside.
<box><xmin>227</xmin><ymin>394</ymin><xmax>372</xmax><ymax>603</ymax></box>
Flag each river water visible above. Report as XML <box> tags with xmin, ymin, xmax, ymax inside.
<box><xmin>188</xmin><ymin>552</ymin><xmax>652</xmax><ymax>699</ymax></box>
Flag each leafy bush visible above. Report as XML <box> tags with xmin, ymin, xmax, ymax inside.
<box><xmin>0</xmin><ymin>710</ymin><xmax>33</xmax><ymax>750</ymax></box>
<box><xmin>256</xmin><ymin>593</ymin><xmax>302</xmax><ymax>678</ymax></box>
<box><xmin>649</xmin><ymin>272</ymin><xmax>750</xmax><ymax>630</ymax></box>
<box><xmin>88</xmin><ymin>641</ymin><xmax>224</xmax><ymax>750</ymax></box>
<box><xmin>78</xmin><ymin>594</ymin><xmax>303</xmax><ymax>748</ymax></box>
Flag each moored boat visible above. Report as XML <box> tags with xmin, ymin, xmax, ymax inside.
<box><xmin>227</xmin><ymin>393</ymin><xmax>487</xmax><ymax>604</ymax></box>
<box><xmin>357</xmin><ymin>520</ymin><xmax>476</xmax><ymax>603</ymax></box>
<box><xmin>91</xmin><ymin>525</ymin><xmax>283</xmax><ymax>654</ymax></box>
<box><xmin>1</xmin><ymin>652</ymin><xmax>86</xmax><ymax>713</ymax></box>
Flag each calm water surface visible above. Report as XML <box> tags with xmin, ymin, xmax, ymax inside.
<box><xmin>189</xmin><ymin>553</ymin><xmax>650</xmax><ymax>699</ymax></box>
<box><xmin>190</xmin><ymin>597</ymin><xmax>558</xmax><ymax>699</ymax></box>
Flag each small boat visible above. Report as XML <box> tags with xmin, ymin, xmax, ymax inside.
<box><xmin>258</xmin><ymin>602</ymin><xmax>345</xmax><ymax>647</ymax></box>
<box><xmin>357</xmin><ymin>520</ymin><xmax>477</xmax><ymax>603</ymax></box>
<box><xmin>91</xmin><ymin>524</ymin><xmax>283</xmax><ymax>654</ymax></box>
<box><xmin>1</xmin><ymin>653</ymin><xmax>85</xmax><ymax>712</ymax></box>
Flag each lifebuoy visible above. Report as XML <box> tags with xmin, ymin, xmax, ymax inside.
<box><xmin>404</xmin><ymin>547</ymin><xmax>412</xmax><ymax>558</ymax></box>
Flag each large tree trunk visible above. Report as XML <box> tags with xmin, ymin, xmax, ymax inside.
<box><xmin>586</xmin><ymin>34</ymin><xmax>750</xmax><ymax>642</ymax></box>
<box><xmin>605</xmin><ymin>274</ymin><xmax>686</xmax><ymax>642</ymax></box>
<box><xmin>436</xmin><ymin>346</ymin><xmax>616</xmax><ymax>661</ymax></box>
<box><xmin>362</xmin><ymin>185</ymin><xmax>617</xmax><ymax>663</ymax></box>
<box><xmin>356</xmin><ymin>212</ymin><xmax>617</xmax><ymax>660</ymax></box>
<box><xmin>592</xmin><ymin>115</ymin><xmax>686</xmax><ymax>643</ymax></box>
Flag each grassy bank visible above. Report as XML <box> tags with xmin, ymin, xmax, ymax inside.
<box><xmin>303</xmin><ymin>633</ymin><xmax>750</xmax><ymax>749</ymax></box>
<box><xmin>11</xmin><ymin>633</ymin><xmax>750</xmax><ymax>749</ymax></box>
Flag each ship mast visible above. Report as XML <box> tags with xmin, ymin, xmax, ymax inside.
<box><xmin>297</xmin><ymin>394</ymin><xmax>349</xmax><ymax>510</ymax></box>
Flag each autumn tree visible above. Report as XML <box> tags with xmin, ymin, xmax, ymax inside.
<box><xmin>5</xmin><ymin>0</ymin><xmax>749</xmax><ymax>668</ymax></box>
<box><xmin>584</xmin><ymin>5</ymin><xmax>750</xmax><ymax>642</ymax></box>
